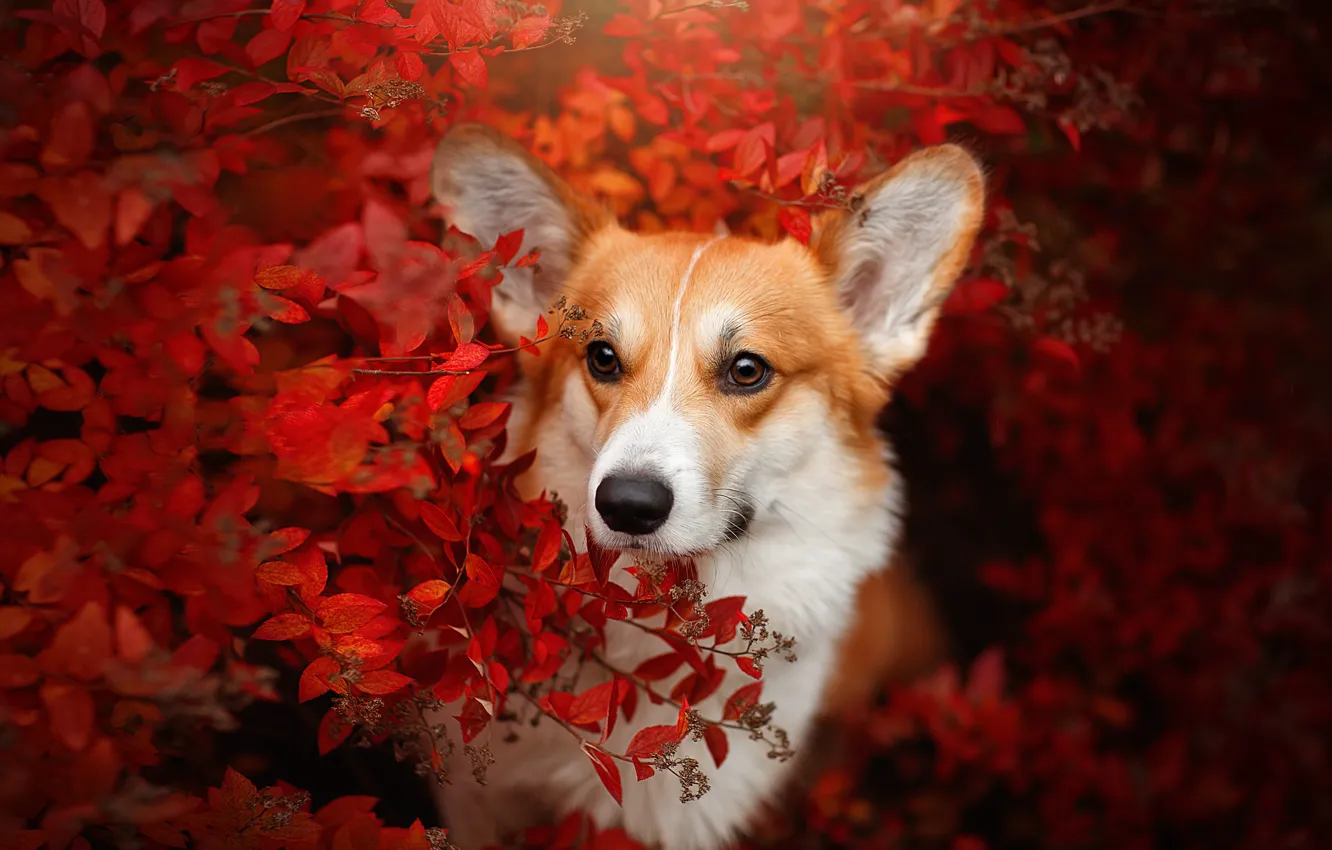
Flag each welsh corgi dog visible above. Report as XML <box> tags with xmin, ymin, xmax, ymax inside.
<box><xmin>426</xmin><ymin>123</ymin><xmax>985</xmax><ymax>850</ymax></box>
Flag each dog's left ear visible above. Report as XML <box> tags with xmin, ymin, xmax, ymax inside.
<box><xmin>812</xmin><ymin>145</ymin><xmax>985</xmax><ymax>377</ymax></box>
<box><xmin>431</xmin><ymin>123</ymin><xmax>612</xmax><ymax>343</ymax></box>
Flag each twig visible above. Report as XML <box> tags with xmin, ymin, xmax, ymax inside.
<box><xmin>242</xmin><ymin>108</ymin><xmax>348</xmax><ymax>138</ymax></box>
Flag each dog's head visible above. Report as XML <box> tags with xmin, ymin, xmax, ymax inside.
<box><xmin>432</xmin><ymin>125</ymin><xmax>984</xmax><ymax>557</ymax></box>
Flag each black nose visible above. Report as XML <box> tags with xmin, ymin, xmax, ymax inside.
<box><xmin>595</xmin><ymin>475</ymin><xmax>674</xmax><ymax>535</ymax></box>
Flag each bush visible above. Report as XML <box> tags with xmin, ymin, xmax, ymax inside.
<box><xmin>0</xmin><ymin>1</ymin><xmax>1326</xmax><ymax>849</ymax></box>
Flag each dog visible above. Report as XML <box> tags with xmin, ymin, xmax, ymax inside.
<box><xmin>426</xmin><ymin>123</ymin><xmax>984</xmax><ymax>850</ymax></box>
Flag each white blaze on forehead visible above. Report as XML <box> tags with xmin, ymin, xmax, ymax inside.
<box><xmin>587</xmin><ymin>237</ymin><xmax>724</xmax><ymax>553</ymax></box>
<box><xmin>656</xmin><ymin>237</ymin><xmax>722</xmax><ymax>410</ymax></box>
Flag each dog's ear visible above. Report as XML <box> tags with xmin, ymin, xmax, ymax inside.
<box><xmin>431</xmin><ymin>123</ymin><xmax>613</xmax><ymax>343</ymax></box>
<box><xmin>811</xmin><ymin>145</ymin><xmax>985</xmax><ymax>378</ymax></box>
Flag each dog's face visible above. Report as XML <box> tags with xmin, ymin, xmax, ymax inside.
<box><xmin>432</xmin><ymin>126</ymin><xmax>984</xmax><ymax>557</ymax></box>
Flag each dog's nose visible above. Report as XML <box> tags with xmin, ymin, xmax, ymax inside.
<box><xmin>595</xmin><ymin>475</ymin><xmax>674</xmax><ymax>535</ymax></box>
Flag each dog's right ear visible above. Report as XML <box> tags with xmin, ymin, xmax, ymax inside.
<box><xmin>431</xmin><ymin>123</ymin><xmax>612</xmax><ymax>342</ymax></box>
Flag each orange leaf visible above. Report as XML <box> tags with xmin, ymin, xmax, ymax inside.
<box><xmin>252</xmin><ymin>613</ymin><xmax>312</xmax><ymax>640</ymax></box>
<box><xmin>317</xmin><ymin>593</ymin><xmax>387</xmax><ymax>634</ymax></box>
<box><xmin>355</xmin><ymin>669</ymin><xmax>413</xmax><ymax>695</ymax></box>
<box><xmin>405</xmin><ymin>579</ymin><xmax>452</xmax><ymax>610</ymax></box>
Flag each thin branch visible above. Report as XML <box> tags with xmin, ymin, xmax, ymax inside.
<box><xmin>241</xmin><ymin>108</ymin><xmax>348</xmax><ymax>137</ymax></box>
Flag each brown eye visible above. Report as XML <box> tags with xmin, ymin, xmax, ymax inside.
<box><xmin>587</xmin><ymin>341</ymin><xmax>621</xmax><ymax>381</ymax></box>
<box><xmin>726</xmin><ymin>353</ymin><xmax>771</xmax><ymax>391</ymax></box>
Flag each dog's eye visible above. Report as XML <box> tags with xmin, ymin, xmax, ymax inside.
<box><xmin>726</xmin><ymin>353</ymin><xmax>771</xmax><ymax>391</ymax></box>
<box><xmin>586</xmin><ymin>341</ymin><xmax>621</xmax><ymax>381</ymax></box>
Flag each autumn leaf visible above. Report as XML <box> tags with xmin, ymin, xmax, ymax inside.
<box><xmin>270</xmin><ymin>0</ymin><xmax>306</xmax><ymax>32</ymax></box>
<box><xmin>299</xmin><ymin>657</ymin><xmax>340</xmax><ymax>702</ymax></box>
<box><xmin>450</xmin><ymin>50</ymin><xmax>488</xmax><ymax>88</ymax></box>
<box><xmin>440</xmin><ymin>342</ymin><xmax>490</xmax><ymax>372</ymax></box>
<box><xmin>318</xmin><ymin>594</ymin><xmax>388</xmax><ymax>634</ymax></box>
<box><xmin>252</xmin><ymin>613</ymin><xmax>312</xmax><ymax>641</ymax></box>
<box><xmin>625</xmin><ymin>722</ymin><xmax>685</xmax><ymax>760</ymax></box>
<box><xmin>582</xmin><ymin>743</ymin><xmax>623</xmax><ymax>806</ymax></box>
<box><xmin>40</xmin><ymin>171</ymin><xmax>111</xmax><ymax>249</ymax></box>
<box><xmin>354</xmin><ymin>669</ymin><xmax>414</xmax><ymax>696</ymax></box>
<box><xmin>41</xmin><ymin>681</ymin><xmax>96</xmax><ymax>750</ymax></box>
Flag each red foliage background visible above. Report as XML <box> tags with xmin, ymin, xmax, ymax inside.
<box><xmin>1</xmin><ymin>0</ymin><xmax>1328</xmax><ymax>849</ymax></box>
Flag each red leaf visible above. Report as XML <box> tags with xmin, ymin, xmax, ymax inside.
<box><xmin>356</xmin><ymin>669</ymin><xmax>414</xmax><ymax>695</ymax></box>
<box><xmin>567</xmin><ymin>681</ymin><xmax>615</xmax><ymax>726</ymax></box>
<box><xmin>171</xmin><ymin>57</ymin><xmax>228</xmax><ymax>91</ymax></box>
<box><xmin>42</xmin><ymin>172</ymin><xmax>111</xmax><ymax>249</ymax></box>
<box><xmin>318</xmin><ymin>708</ymin><xmax>353</xmax><ymax>754</ymax></box>
<box><xmin>396</xmin><ymin>50</ymin><xmax>425</xmax><ymax>82</ymax></box>
<box><xmin>458</xmin><ymin>401</ymin><xmax>508</xmax><ymax>431</ymax></box>
<box><xmin>41</xmin><ymin>681</ymin><xmax>95</xmax><ymax>750</ymax></box>
<box><xmin>318</xmin><ymin>594</ymin><xmax>388</xmax><ymax>634</ymax></box>
<box><xmin>633</xmin><ymin>759</ymin><xmax>654</xmax><ymax>781</ymax></box>
<box><xmin>494</xmin><ymin>229</ymin><xmax>525</xmax><ymax>264</ymax></box>
<box><xmin>723</xmin><ymin>683</ymin><xmax>763</xmax><ymax>721</ymax></box>
<box><xmin>625</xmin><ymin>723</ymin><xmax>685</xmax><ymax>759</ymax></box>
<box><xmin>267</xmin><ymin>527</ymin><xmax>312</xmax><ymax>556</ymax></box>
<box><xmin>114</xmin><ymin>606</ymin><xmax>154</xmax><ymax>662</ymax></box>
<box><xmin>735</xmin><ymin>656</ymin><xmax>762</xmax><ymax>679</ymax></box>
<box><xmin>779</xmin><ymin>206</ymin><xmax>812</xmax><ymax>245</ymax></box>
<box><xmin>532</xmin><ymin>520</ymin><xmax>562</xmax><ymax>572</ymax></box>
<box><xmin>270</xmin><ymin>0</ymin><xmax>307</xmax><ymax>32</ymax></box>
<box><xmin>427</xmin><ymin>371</ymin><xmax>486</xmax><ymax>412</ymax></box>
<box><xmin>440</xmin><ymin>342</ymin><xmax>490</xmax><ymax>372</ymax></box>
<box><xmin>252</xmin><ymin>613</ymin><xmax>312</xmax><ymax>640</ymax></box>
<box><xmin>582</xmin><ymin>743</ymin><xmax>623</xmax><ymax>806</ymax></box>
<box><xmin>524</xmin><ymin>579</ymin><xmax>557</xmax><ymax>625</ymax></box>
<box><xmin>246</xmin><ymin>28</ymin><xmax>292</xmax><ymax>67</ymax></box>
<box><xmin>633</xmin><ymin>652</ymin><xmax>686</xmax><ymax>682</ymax></box>
<box><xmin>535</xmin><ymin>314</ymin><xmax>549</xmax><ymax>338</ymax></box>
<box><xmin>450</xmin><ymin>50</ymin><xmax>488</xmax><ymax>88</ymax></box>
<box><xmin>255</xmin><ymin>559</ymin><xmax>321</xmax><ymax>586</ymax></box>
<box><xmin>704</xmin><ymin>723</ymin><xmax>729</xmax><ymax>767</ymax></box>
<box><xmin>299</xmin><ymin>657</ymin><xmax>340</xmax><ymax>702</ymax></box>
<box><xmin>419</xmin><ymin>503</ymin><xmax>465</xmax><ymax>542</ymax></box>
<box><xmin>448</xmin><ymin>296</ymin><xmax>475</xmax><ymax>344</ymax></box>
<box><xmin>584</xmin><ymin>527</ymin><xmax>619</xmax><ymax>588</ymax></box>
